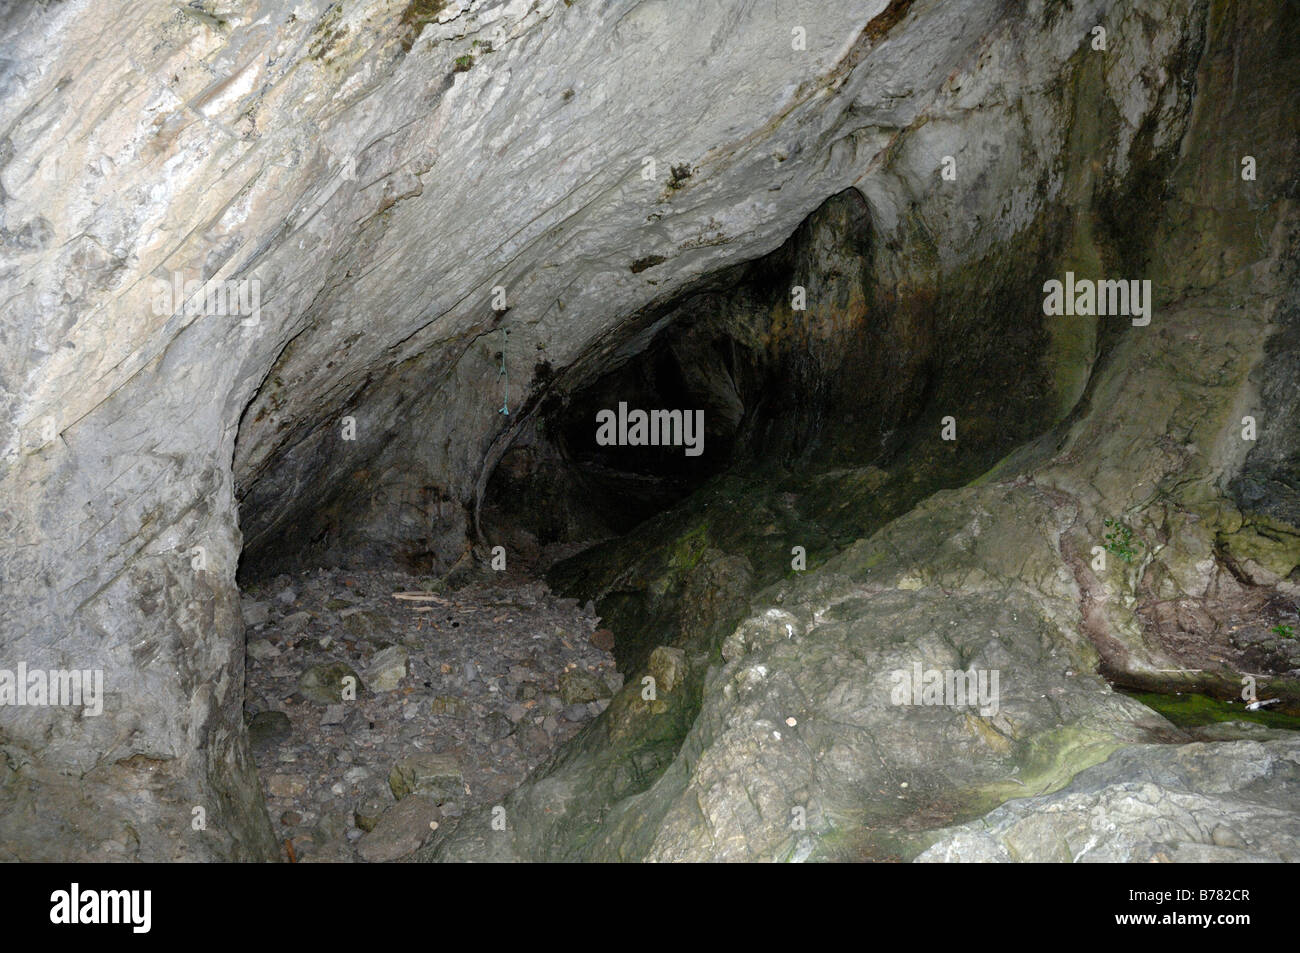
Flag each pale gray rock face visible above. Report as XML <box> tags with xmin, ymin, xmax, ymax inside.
<box><xmin>0</xmin><ymin>0</ymin><xmax>1296</xmax><ymax>862</ymax></box>
<box><xmin>915</xmin><ymin>739</ymin><xmax>1300</xmax><ymax>863</ymax></box>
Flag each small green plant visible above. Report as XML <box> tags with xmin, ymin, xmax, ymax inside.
<box><xmin>453</xmin><ymin>54</ymin><xmax>474</xmax><ymax>72</ymax></box>
<box><xmin>1102</xmin><ymin>518</ymin><xmax>1139</xmax><ymax>563</ymax></box>
<box><xmin>399</xmin><ymin>0</ymin><xmax>448</xmax><ymax>53</ymax></box>
<box><xmin>1272</xmin><ymin>623</ymin><xmax>1295</xmax><ymax>639</ymax></box>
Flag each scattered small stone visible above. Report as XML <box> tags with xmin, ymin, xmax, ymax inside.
<box><xmin>247</xmin><ymin>638</ymin><xmax>279</xmax><ymax>661</ymax></box>
<box><xmin>483</xmin><ymin>710</ymin><xmax>515</xmax><ymax>740</ymax></box>
<box><xmin>313</xmin><ymin>810</ymin><xmax>349</xmax><ymax>845</ymax></box>
<box><xmin>356</xmin><ymin>795</ymin><xmax>440</xmax><ymax>863</ymax></box>
<box><xmin>282</xmin><ymin>610</ymin><xmax>313</xmax><ymax>632</ymax></box>
<box><xmin>365</xmin><ymin>645</ymin><xmax>408</xmax><ymax>692</ymax></box>
<box><xmin>268</xmin><ymin>774</ymin><xmax>307</xmax><ymax>798</ymax></box>
<box><xmin>242</xmin><ymin>600</ymin><xmax>271</xmax><ymax>627</ymax></box>
<box><xmin>247</xmin><ymin>710</ymin><xmax>292</xmax><ymax>752</ymax></box>
<box><xmin>517</xmin><ymin>724</ymin><xmax>550</xmax><ymax>755</ymax></box>
<box><xmin>354</xmin><ymin>795</ymin><xmax>390</xmax><ymax>832</ymax></box>
<box><xmin>560</xmin><ymin>667</ymin><xmax>613</xmax><ymax>704</ymax></box>
<box><xmin>429</xmin><ymin>695</ymin><xmax>469</xmax><ymax>718</ymax></box>
<box><xmin>299</xmin><ymin>661</ymin><xmax>363</xmax><ymax>704</ymax></box>
<box><xmin>389</xmin><ymin>752</ymin><xmax>464</xmax><ymax>803</ymax></box>
<box><xmin>242</xmin><ymin>568</ymin><xmax>615</xmax><ymax>862</ymax></box>
<box><xmin>280</xmin><ymin>810</ymin><xmax>302</xmax><ymax>826</ymax></box>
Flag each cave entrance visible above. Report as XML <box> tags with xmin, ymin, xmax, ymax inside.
<box><xmin>479</xmin><ymin>187</ymin><xmax>1065</xmax><ymax>575</ymax></box>
<box><xmin>479</xmin><ymin>328</ymin><xmax>743</xmax><ymax>565</ymax></box>
<box><xmin>231</xmin><ymin>189</ymin><xmax>1073</xmax><ymax>862</ymax></box>
<box><xmin>478</xmin><ymin>188</ymin><xmax>1074</xmax><ymax>678</ymax></box>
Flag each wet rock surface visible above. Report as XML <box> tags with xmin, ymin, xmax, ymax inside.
<box><xmin>916</xmin><ymin>737</ymin><xmax>1300</xmax><ymax>863</ymax></box>
<box><xmin>240</xmin><ymin>569</ymin><xmax>615</xmax><ymax>862</ymax></box>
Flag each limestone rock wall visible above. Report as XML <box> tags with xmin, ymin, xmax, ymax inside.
<box><xmin>1</xmin><ymin>0</ymin><xmax>1287</xmax><ymax>862</ymax></box>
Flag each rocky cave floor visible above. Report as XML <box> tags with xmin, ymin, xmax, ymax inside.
<box><xmin>239</xmin><ymin>566</ymin><xmax>620</xmax><ymax>863</ymax></box>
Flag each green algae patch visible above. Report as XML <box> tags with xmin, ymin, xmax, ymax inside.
<box><xmin>787</xmin><ymin>723</ymin><xmax>1137</xmax><ymax>863</ymax></box>
<box><xmin>970</xmin><ymin>725</ymin><xmax>1132</xmax><ymax>809</ymax></box>
<box><xmin>1126</xmin><ymin>690</ymin><xmax>1300</xmax><ymax>731</ymax></box>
